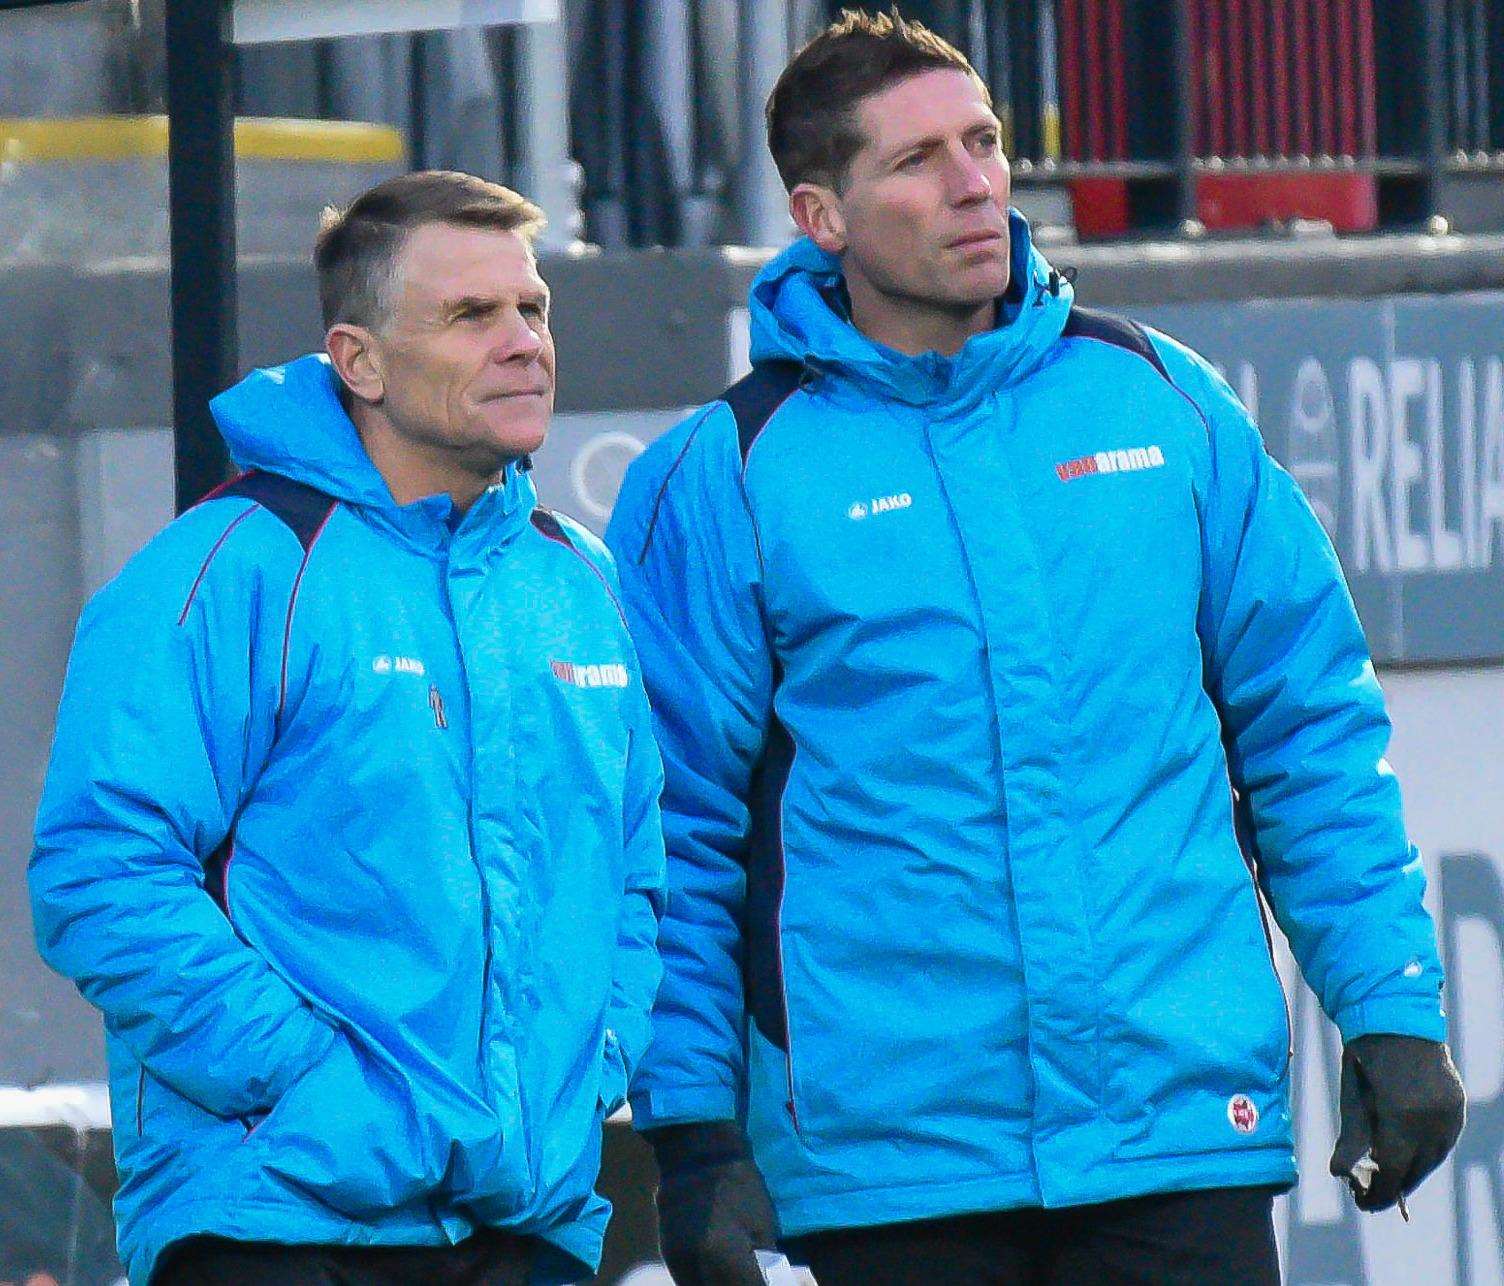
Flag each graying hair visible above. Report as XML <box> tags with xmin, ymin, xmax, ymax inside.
<box><xmin>314</xmin><ymin>170</ymin><xmax>545</xmax><ymax>332</ymax></box>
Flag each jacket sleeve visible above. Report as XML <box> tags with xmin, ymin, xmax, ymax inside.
<box><xmin>29</xmin><ymin>506</ymin><xmax>339</xmax><ymax>1118</ymax></box>
<box><xmin>605</xmin><ymin>406</ymin><xmax>775</xmax><ymax>1127</ymax></box>
<box><xmin>1159</xmin><ymin>334</ymin><xmax>1448</xmax><ymax>1044</ymax></box>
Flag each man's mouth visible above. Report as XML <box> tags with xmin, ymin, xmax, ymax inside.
<box><xmin>948</xmin><ymin>230</ymin><xmax>1004</xmax><ymax>249</ymax></box>
<box><xmin>484</xmin><ymin>388</ymin><xmax>550</xmax><ymax>401</ymax></box>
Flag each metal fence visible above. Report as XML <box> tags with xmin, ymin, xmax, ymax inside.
<box><xmin>4</xmin><ymin>2</ymin><xmax>1504</xmax><ymax>239</ymax></box>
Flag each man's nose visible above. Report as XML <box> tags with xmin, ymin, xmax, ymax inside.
<box><xmin>491</xmin><ymin>310</ymin><xmax>545</xmax><ymax>362</ymax></box>
<box><xmin>947</xmin><ymin>149</ymin><xmax>993</xmax><ymax>205</ymax></box>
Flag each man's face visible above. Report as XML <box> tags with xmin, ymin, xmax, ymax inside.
<box><xmin>828</xmin><ymin>68</ymin><xmax>1012</xmax><ymax>312</ymax></box>
<box><xmin>371</xmin><ymin>222</ymin><xmax>555</xmax><ymax>475</ymax></box>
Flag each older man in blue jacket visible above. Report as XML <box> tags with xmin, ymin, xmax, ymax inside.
<box><xmin>606</xmin><ymin>13</ymin><xmax>1464</xmax><ymax>1286</ymax></box>
<box><xmin>31</xmin><ymin>171</ymin><xmax>666</xmax><ymax>1286</ymax></box>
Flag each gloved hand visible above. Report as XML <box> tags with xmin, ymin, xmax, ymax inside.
<box><xmin>1329</xmin><ymin>1033</ymin><xmax>1466</xmax><ymax>1213</ymax></box>
<box><xmin>644</xmin><ymin>1121</ymin><xmax>779</xmax><ymax>1286</ymax></box>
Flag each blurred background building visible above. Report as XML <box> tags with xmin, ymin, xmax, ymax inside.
<box><xmin>1</xmin><ymin>3</ymin><xmax>1503</xmax><ymax>1284</ymax></box>
<box><xmin>5</xmin><ymin>0</ymin><xmax>1504</xmax><ymax>252</ymax></box>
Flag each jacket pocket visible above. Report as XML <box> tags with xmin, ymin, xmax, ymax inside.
<box><xmin>133</xmin><ymin>1066</ymin><xmax>247</xmax><ymax>1149</ymax></box>
<box><xmin>249</xmin><ymin>1031</ymin><xmax>470</xmax><ymax>1219</ymax></box>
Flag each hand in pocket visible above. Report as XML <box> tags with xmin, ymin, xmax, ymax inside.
<box><xmin>253</xmin><ymin>1032</ymin><xmax>443</xmax><ymax>1217</ymax></box>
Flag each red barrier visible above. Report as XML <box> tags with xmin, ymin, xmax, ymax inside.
<box><xmin>1196</xmin><ymin>172</ymin><xmax>1379</xmax><ymax>229</ymax></box>
<box><xmin>1066</xmin><ymin>0</ymin><xmax>1379</xmax><ymax>236</ymax></box>
<box><xmin>1227</xmin><ymin>0</ymin><xmax>1249</xmax><ymax>154</ymax></box>
<box><xmin>1270</xmin><ymin>0</ymin><xmax>1292</xmax><ymax>155</ymax></box>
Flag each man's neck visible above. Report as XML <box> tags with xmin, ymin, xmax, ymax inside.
<box><xmin>352</xmin><ymin>403</ymin><xmax>495</xmax><ymax>512</ymax></box>
<box><xmin>845</xmin><ymin>276</ymin><xmax>996</xmax><ymax>358</ymax></box>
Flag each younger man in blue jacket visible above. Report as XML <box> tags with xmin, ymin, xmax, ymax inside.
<box><xmin>606</xmin><ymin>13</ymin><xmax>1464</xmax><ymax>1285</ymax></box>
<box><xmin>31</xmin><ymin>171</ymin><xmax>666</xmax><ymax>1286</ymax></box>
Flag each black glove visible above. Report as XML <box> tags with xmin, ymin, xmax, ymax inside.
<box><xmin>1329</xmin><ymin>1033</ymin><xmax>1466</xmax><ymax>1213</ymax></box>
<box><xmin>645</xmin><ymin>1121</ymin><xmax>779</xmax><ymax>1286</ymax></box>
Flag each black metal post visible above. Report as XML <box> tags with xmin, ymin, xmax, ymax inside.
<box><xmin>165</xmin><ymin>0</ymin><xmax>236</xmax><ymax>511</ymax></box>
<box><xmin>1374</xmin><ymin>0</ymin><xmax>1447</xmax><ymax>226</ymax></box>
<box><xmin>1419</xmin><ymin>0</ymin><xmax>1448</xmax><ymax>220</ymax></box>
<box><xmin>1490</xmin><ymin>0</ymin><xmax>1504</xmax><ymax>152</ymax></box>
<box><xmin>1126</xmin><ymin>0</ymin><xmax>1196</xmax><ymax>231</ymax></box>
<box><xmin>997</xmin><ymin>0</ymin><xmax>1038</xmax><ymax>161</ymax></box>
<box><xmin>1169</xmin><ymin>0</ymin><xmax>1197</xmax><ymax>228</ymax></box>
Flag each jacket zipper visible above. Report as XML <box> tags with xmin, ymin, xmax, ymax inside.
<box><xmin>781</xmin><ymin>968</ymin><xmax>803</xmax><ymax>1139</ymax></box>
<box><xmin>448</xmin><ymin>624</ymin><xmax>493</xmax><ymax>1099</ymax></box>
<box><xmin>772</xmin><ymin>780</ymin><xmax>805</xmax><ymax>1141</ymax></box>
<box><xmin>439</xmin><ymin>570</ymin><xmax>518</xmax><ymax>1204</ymax></box>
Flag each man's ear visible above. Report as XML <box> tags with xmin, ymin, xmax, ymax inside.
<box><xmin>325</xmin><ymin>323</ymin><xmax>385</xmax><ymax>404</ymax></box>
<box><xmin>790</xmin><ymin>182</ymin><xmax>847</xmax><ymax>254</ymax></box>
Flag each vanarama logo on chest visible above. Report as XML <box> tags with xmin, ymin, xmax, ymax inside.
<box><xmin>1056</xmin><ymin>445</ymin><xmax>1166</xmax><ymax>482</ymax></box>
<box><xmin>847</xmin><ymin>491</ymin><xmax>913</xmax><ymax>520</ymax></box>
<box><xmin>551</xmin><ymin>660</ymin><xmax>629</xmax><ymax>689</ymax></box>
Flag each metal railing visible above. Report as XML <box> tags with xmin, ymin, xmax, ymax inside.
<box><xmin>4</xmin><ymin>0</ymin><xmax>1504</xmax><ymax>244</ymax></box>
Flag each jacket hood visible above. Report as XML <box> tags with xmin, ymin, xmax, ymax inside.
<box><xmin>747</xmin><ymin>208</ymin><xmax>1071</xmax><ymax>409</ymax></box>
<box><xmin>210</xmin><ymin>353</ymin><xmax>534</xmax><ymax>546</ymax></box>
<box><xmin>211</xmin><ymin>353</ymin><xmax>395</xmax><ymax>507</ymax></box>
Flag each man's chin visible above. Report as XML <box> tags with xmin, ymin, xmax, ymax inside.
<box><xmin>459</xmin><ymin>433</ymin><xmax>547</xmax><ymax>483</ymax></box>
<box><xmin>478</xmin><ymin>414</ymin><xmax>550</xmax><ymax>459</ymax></box>
<box><xmin>958</xmin><ymin>263</ymin><xmax>1011</xmax><ymax>303</ymax></box>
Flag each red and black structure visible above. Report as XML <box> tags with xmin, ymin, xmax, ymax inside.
<box><xmin>1060</xmin><ymin>0</ymin><xmax>1394</xmax><ymax>235</ymax></box>
<box><xmin>949</xmin><ymin>0</ymin><xmax>1492</xmax><ymax>240</ymax></box>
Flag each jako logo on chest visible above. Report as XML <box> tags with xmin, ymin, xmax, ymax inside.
<box><xmin>847</xmin><ymin>491</ymin><xmax>913</xmax><ymax>521</ymax></box>
<box><xmin>371</xmin><ymin>654</ymin><xmax>427</xmax><ymax>676</ymax></box>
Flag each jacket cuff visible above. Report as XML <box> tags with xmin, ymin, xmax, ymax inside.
<box><xmin>1333</xmin><ymin>992</ymin><xmax>1448</xmax><ymax>1045</ymax></box>
<box><xmin>628</xmin><ymin>1082</ymin><xmax>739</xmax><ymax>1132</ymax></box>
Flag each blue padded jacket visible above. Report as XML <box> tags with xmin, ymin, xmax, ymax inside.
<box><xmin>30</xmin><ymin>355</ymin><xmax>665</xmax><ymax>1284</ymax></box>
<box><xmin>605</xmin><ymin>213</ymin><xmax>1446</xmax><ymax>1237</ymax></box>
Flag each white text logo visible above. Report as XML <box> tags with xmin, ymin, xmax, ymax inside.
<box><xmin>372</xmin><ymin>655</ymin><xmax>427</xmax><ymax>676</ymax></box>
<box><xmin>551</xmin><ymin>660</ymin><xmax>629</xmax><ymax>689</ymax></box>
<box><xmin>1056</xmin><ymin>445</ymin><xmax>1166</xmax><ymax>482</ymax></box>
<box><xmin>848</xmin><ymin>491</ymin><xmax>913</xmax><ymax>519</ymax></box>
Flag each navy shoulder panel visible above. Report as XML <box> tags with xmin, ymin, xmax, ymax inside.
<box><xmin>207</xmin><ymin>470</ymin><xmax>338</xmax><ymax>552</ymax></box>
<box><xmin>531</xmin><ymin>507</ymin><xmax>629</xmax><ymax>628</ymax></box>
<box><xmin>529</xmin><ymin>507</ymin><xmax>571</xmax><ymax>548</ymax></box>
<box><xmin>722</xmin><ymin>360</ymin><xmax>804</xmax><ymax>464</ymax></box>
<box><xmin>1062</xmin><ymin>306</ymin><xmax>1170</xmax><ymax>382</ymax></box>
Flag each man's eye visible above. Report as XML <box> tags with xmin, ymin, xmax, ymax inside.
<box><xmin>897</xmin><ymin>151</ymin><xmax>926</xmax><ymax>170</ymax></box>
<box><xmin>521</xmin><ymin>302</ymin><xmax>548</xmax><ymax>322</ymax></box>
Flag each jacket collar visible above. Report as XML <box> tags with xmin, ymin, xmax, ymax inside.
<box><xmin>210</xmin><ymin>353</ymin><xmax>537</xmax><ymax>558</ymax></box>
<box><xmin>747</xmin><ymin>208</ymin><xmax>1071</xmax><ymax>412</ymax></box>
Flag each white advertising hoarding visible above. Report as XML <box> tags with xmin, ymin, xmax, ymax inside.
<box><xmin>1277</xmin><ymin>665</ymin><xmax>1504</xmax><ymax>1284</ymax></box>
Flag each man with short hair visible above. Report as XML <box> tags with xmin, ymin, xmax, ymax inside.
<box><xmin>607</xmin><ymin>12</ymin><xmax>1464</xmax><ymax>1285</ymax></box>
<box><xmin>31</xmin><ymin>170</ymin><xmax>666</xmax><ymax>1286</ymax></box>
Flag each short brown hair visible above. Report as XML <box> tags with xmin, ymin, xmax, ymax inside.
<box><xmin>314</xmin><ymin>170</ymin><xmax>545</xmax><ymax>331</ymax></box>
<box><xmin>766</xmin><ymin>10</ymin><xmax>989</xmax><ymax>192</ymax></box>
